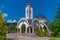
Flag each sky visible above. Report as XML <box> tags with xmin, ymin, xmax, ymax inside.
<box><xmin>0</xmin><ymin>0</ymin><xmax>60</xmax><ymax>23</ymax></box>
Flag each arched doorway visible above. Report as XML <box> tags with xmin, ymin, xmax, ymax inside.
<box><xmin>27</xmin><ymin>26</ymin><xmax>32</xmax><ymax>33</ymax></box>
<box><xmin>32</xmin><ymin>19</ymin><xmax>39</xmax><ymax>33</ymax></box>
<box><xmin>21</xmin><ymin>24</ymin><xmax>26</xmax><ymax>33</ymax></box>
<box><xmin>34</xmin><ymin>24</ymin><xmax>38</xmax><ymax>33</ymax></box>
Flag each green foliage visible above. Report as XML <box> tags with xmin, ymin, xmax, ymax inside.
<box><xmin>17</xmin><ymin>28</ymin><xmax>20</xmax><ymax>33</ymax></box>
<box><xmin>36</xmin><ymin>26</ymin><xmax>45</xmax><ymax>37</ymax></box>
<box><xmin>55</xmin><ymin>11</ymin><xmax>60</xmax><ymax>21</ymax></box>
<box><xmin>7</xmin><ymin>23</ymin><xmax>17</xmax><ymax>33</ymax></box>
<box><xmin>49</xmin><ymin>20</ymin><xmax>60</xmax><ymax>37</ymax></box>
<box><xmin>6</xmin><ymin>38</ymin><xmax>13</xmax><ymax>40</ymax></box>
<box><xmin>49</xmin><ymin>22</ymin><xmax>60</xmax><ymax>32</ymax></box>
<box><xmin>0</xmin><ymin>12</ymin><xmax>7</xmax><ymax>40</ymax></box>
<box><xmin>21</xmin><ymin>24</ymin><xmax>26</xmax><ymax>33</ymax></box>
<box><xmin>50</xmin><ymin>37</ymin><xmax>60</xmax><ymax>40</ymax></box>
<box><xmin>48</xmin><ymin>4</ymin><xmax>60</xmax><ymax>37</ymax></box>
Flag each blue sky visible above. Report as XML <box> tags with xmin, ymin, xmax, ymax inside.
<box><xmin>0</xmin><ymin>0</ymin><xmax>60</xmax><ymax>22</ymax></box>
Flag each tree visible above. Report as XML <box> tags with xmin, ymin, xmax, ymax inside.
<box><xmin>0</xmin><ymin>12</ymin><xmax>7</xmax><ymax>40</ymax></box>
<box><xmin>48</xmin><ymin>3</ymin><xmax>60</xmax><ymax>37</ymax></box>
<box><xmin>55</xmin><ymin>3</ymin><xmax>60</xmax><ymax>21</ymax></box>
<box><xmin>7</xmin><ymin>23</ymin><xmax>17</xmax><ymax>33</ymax></box>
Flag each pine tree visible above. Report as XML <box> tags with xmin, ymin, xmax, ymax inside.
<box><xmin>0</xmin><ymin>12</ymin><xmax>7</xmax><ymax>40</ymax></box>
<box><xmin>55</xmin><ymin>3</ymin><xmax>60</xmax><ymax>21</ymax></box>
<box><xmin>48</xmin><ymin>3</ymin><xmax>60</xmax><ymax>37</ymax></box>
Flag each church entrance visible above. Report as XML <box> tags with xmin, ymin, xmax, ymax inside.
<box><xmin>21</xmin><ymin>24</ymin><xmax>26</xmax><ymax>33</ymax></box>
<box><xmin>34</xmin><ymin>25</ymin><xmax>38</xmax><ymax>33</ymax></box>
<box><xmin>27</xmin><ymin>26</ymin><xmax>32</xmax><ymax>33</ymax></box>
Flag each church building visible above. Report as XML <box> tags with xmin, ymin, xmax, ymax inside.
<box><xmin>17</xmin><ymin>3</ymin><xmax>50</xmax><ymax>34</ymax></box>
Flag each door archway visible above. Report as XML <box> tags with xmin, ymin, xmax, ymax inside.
<box><xmin>32</xmin><ymin>19</ymin><xmax>39</xmax><ymax>33</ymax></box>
<box><xmin>27</xmin><ymin>26</ymin><xmax>32</xmax><ymax>33</ymax></box>
<box><xmin>21</xmin><ymin>24</ymin><xmax>26</xmax><ymax>33</ymax></box>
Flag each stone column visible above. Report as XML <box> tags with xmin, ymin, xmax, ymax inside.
<box><xmin>29</xmin><ymin>27</ymin><xmax>31</xmax><ymax>33</ymax></box>
<box><xmin>25</xmin><ymin>27</ymin><xmax>27</xmax><ymax>33</ymax></box>
<box><xmin>32</xmin><ymin>27</ymin><xmax>34</xmax><ymax>33</ymax></box>
<box><xmin>17</xmin><ymin>28</ymin><xmax>18</xmax><ymax>33</ymax></box>
<box><xmin>41</xmin><ymin>24</ymin><xmax>44</xmax><ymax>32</ymax></box>
<box><xmin>20</xmin><ymin>28</ymin><xmax>21</xmax><ymax>34</ymax></box>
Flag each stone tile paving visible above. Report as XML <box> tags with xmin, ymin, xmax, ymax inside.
<box><xmin>6</xmin><ymin>33</ymin><xmax>49</xmax><ymax>40</ymax></box>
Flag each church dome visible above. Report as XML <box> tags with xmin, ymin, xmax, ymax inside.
<box><xmin>35</xmin><ymin>14</ymin><xmax>47</xmax><ymax>22</ymax></box>
<box><xmin>36</xmin><ymin>14</ymin><xmax>47</xmax><ymax>20</ymax></box>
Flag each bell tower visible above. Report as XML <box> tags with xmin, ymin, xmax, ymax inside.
<box><xmin>25</xmin><ymin>3</ymin><xmax>33</xmax><ymax>19</ymax></box>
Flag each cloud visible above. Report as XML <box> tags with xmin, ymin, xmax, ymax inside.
<box><xmin>7</xmin><ymin>19</ymin><xmax>16</xmax><ymax>23</ymax></box>
<box><xmin>3</xmin><ymin>13</ymin><xmax>8</xmax><ymax>18</ymax></box>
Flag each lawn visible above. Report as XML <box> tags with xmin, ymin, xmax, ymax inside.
<box><xmin>6</xmin><ymin>38</ymin><xmax>13</xmax><ymax>40</ymax></box>
<box><xmin>50</xmin><ymin>37</ymin><xmax>60</xmax><ymax>40</ymax></box>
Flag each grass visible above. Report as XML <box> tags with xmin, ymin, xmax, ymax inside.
<box><xmin>6</xmin><ymin>38</ymin><xmax>13</xmax><ymax>40</ymax></box>
<box><xmin>50</xmin><ymin>37</ymin><xmax>60</xmax><ymax>40</ymax></box>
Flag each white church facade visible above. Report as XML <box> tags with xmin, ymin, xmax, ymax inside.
<box><xmin>17</xmin><ymin>3</ymin><xmax>50</xmax><ymax>34</ymax></box>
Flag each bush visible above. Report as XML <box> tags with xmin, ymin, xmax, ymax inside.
<box><xmin>36</xmin><ymin>26</ymin><xmax>45</xmax><ymax>37</ymax></box>
<box><xmin>48</xmin><ymin>22</ymin><xmax>60</xmax><ymax>37</ymax></box>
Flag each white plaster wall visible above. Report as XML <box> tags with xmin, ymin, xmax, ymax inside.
<box><xmin>18</xmin><ymin>21</ymin><xmax>29</xmax><ymax>29</ymax></box>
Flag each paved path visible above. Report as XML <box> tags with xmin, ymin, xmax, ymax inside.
<box><xmin>6</xmin><ymin>33</ymin><xmax>49</xmax><ymax>40</ymax></box>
